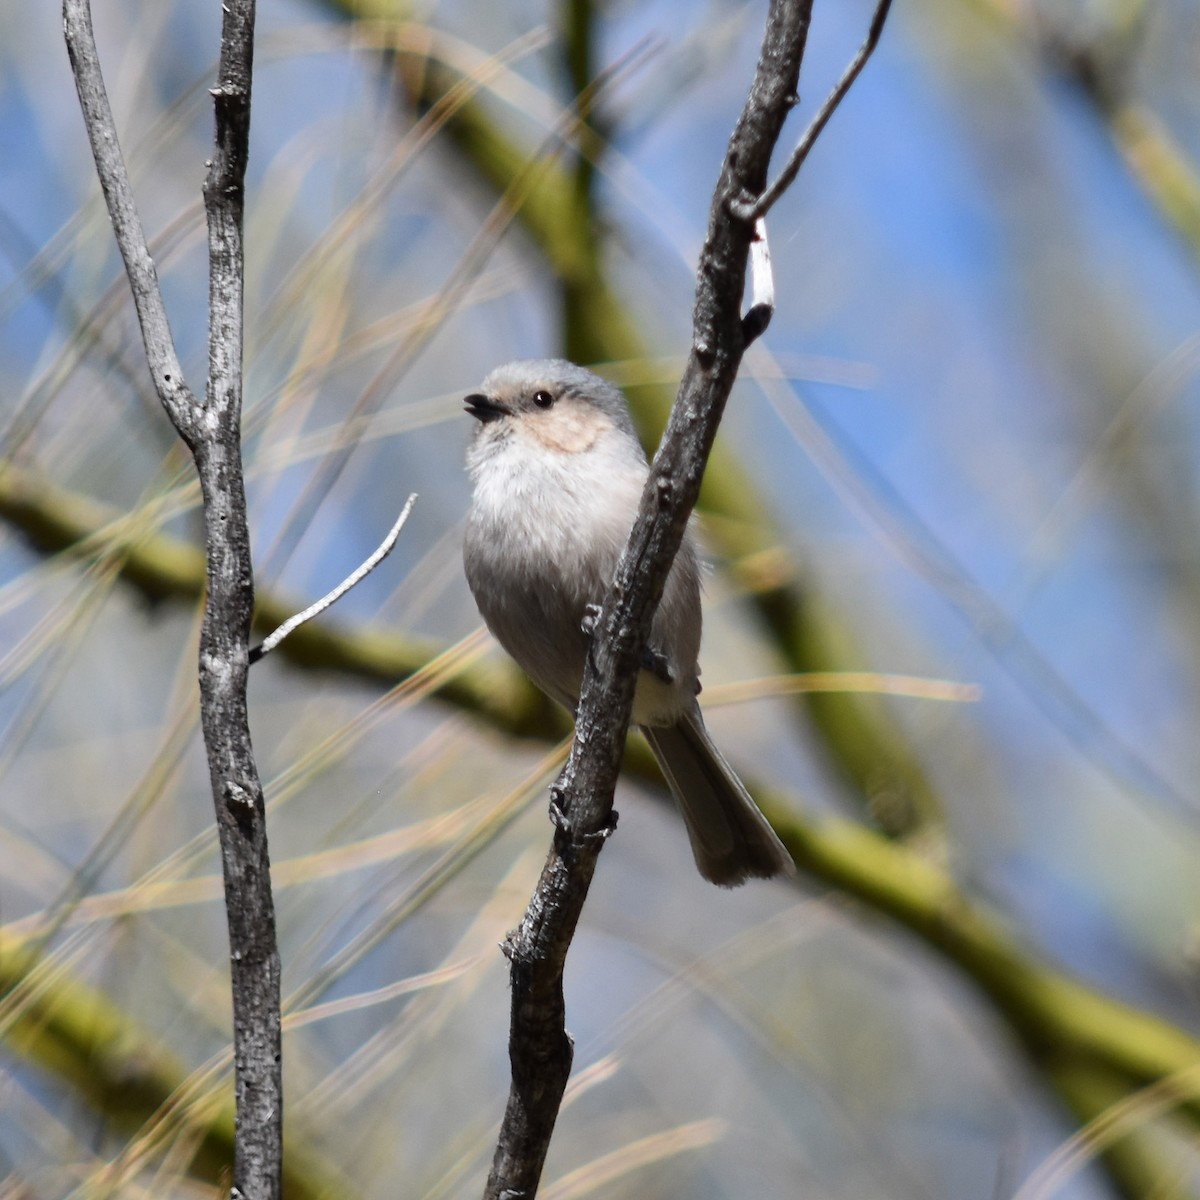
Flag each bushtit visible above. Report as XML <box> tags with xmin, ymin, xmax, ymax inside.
<box><xmin>462</xmin><ymin>359</ymin><xmax>794</xmax><ymax>887</ymax></box>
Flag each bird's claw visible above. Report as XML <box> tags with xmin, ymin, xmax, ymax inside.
<box><xmin>642</xmin><ymin>645</ymin><xmax>674</xmax><ymax>683</ymax></box>
<box><xmin>549</xmin><ymin>791</ymin><xmax>571</xmax><ymax>833</ymax></box>
<box><xmin>582</xmin><ymin>605</ymin><xmax>673</xmax><ymax>683</ymax></box>
<box><xmin>549</xmin><ymin>789</ymin><xmax>618</xmax><ymax>848</ymax></box>
<box><xmin>580</xmin><ymin>603</ymin><xmax>603</xmax><ymax>637</ymax></box>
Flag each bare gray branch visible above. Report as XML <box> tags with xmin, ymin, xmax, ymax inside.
<box><xmin>480</xmin><ymin>0</ymin><xmax>886</xmax><ymax>1193</ymax></box>
<box><xmin>62</xmin><ymin>0</ymin><xmax>195</xmax><ymax>434</ymax></box>
<box><xmin>63</xmin><ymin>0</ymin><xmax>281</xmax><ymax>1195</ymax></box>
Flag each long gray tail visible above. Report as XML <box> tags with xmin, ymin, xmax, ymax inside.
<box><xmin>640</xmin><ymin>707</ymin><xmax>794</xmax><ymax>887</ymax></box>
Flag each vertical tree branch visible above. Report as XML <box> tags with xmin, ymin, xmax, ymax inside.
<box><xmin>200</xmin><ymin>7</ymin><xmax>282</xmax><ymax>1200</ymax></box>
<box><xmin>63</xmin><ymin>1</ymin><xmax>281</xmax><ymax>1196</ymax></box>
<box><xmin>482</xmin><ymin>1</ymin><xmax>860</xmax><ymax>1195</ymax></box>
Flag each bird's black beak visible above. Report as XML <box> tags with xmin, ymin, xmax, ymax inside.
<box><xmin>464</xmin><ymin>393</ymin><xmax>510</xmax><ymax>423</ymax></box>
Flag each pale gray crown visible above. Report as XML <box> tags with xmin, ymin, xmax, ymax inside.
<box><xmin>478</xmin><ymin>359</ymin><xmax>640</xmax><ymax>441</ymax></box>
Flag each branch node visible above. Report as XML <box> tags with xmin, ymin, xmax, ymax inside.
<box><xmin>727</xmin><ymin>187</ymin><xmax>760</xmax><ymax>223</ymax></box>
<box><xmin>742</xmin><ymin>0</ymin><xmax>893</xmax><ymax>221</ymax></box>
<box><xmin>224</xmin><ymin>780</ymin><xmax>255</xmax><ymax>809</ymax></box>
<box><xmin>549</xmin><ymin>790</ymin><xmax>616</xmax><ymax>849</ymax></box>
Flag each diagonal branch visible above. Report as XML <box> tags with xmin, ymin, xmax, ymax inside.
<box><xmin>61</xmin><ymin>0</ymin><xmax>195</xmax><ymax>433</ymax></box>
<box><xmin>480</xmin><ymin>1</ymin><xmax>889</xmax><ymax>1194</ymax></box>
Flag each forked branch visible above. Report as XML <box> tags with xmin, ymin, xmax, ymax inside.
<box><xmin>63</xmin><ymin>1</ymin><xmax>282</xmax><ymax>1195</ymax></box>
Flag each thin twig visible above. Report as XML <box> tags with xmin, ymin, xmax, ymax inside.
<box><xmin>61</xmin><ymin>0</ymin><xmax>196</xmax><ymax>433</ymax></box>
<box><xmin>731</xmin><ymin>0</ymin><xmax>894</xmax><ymax>223</ymax></box>
<box><xmin>250</xmin><ymin>494</ymin><xmax>418</xmax><ymax>663</ymax></box>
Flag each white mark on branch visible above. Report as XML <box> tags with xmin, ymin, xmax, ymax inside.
<box><xmin>741</xmin><ymin>217</ymin><xmax>774</xmax><ymax>344</ymax></box>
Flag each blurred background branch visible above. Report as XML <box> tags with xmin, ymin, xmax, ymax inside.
<box><xmin>3</xmin><ymin>0</ymin><xmax>1200</xmax><ymax>1194</ymax></box>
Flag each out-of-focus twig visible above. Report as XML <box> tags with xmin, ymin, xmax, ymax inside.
<box><xmin>0</xmin><ymin>931</ymin><xmax>348</xmax><ymax>1198</ymax></box>
<box><xmin>970</xmin><ymin>0</ymin><xmax>1200</xmax><ymax>266</ymax></box>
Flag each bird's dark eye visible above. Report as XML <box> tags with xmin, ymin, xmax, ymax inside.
<box><xmin>532</xmin><ymin>389</ymin><xmax>555</xmax><ymax>409</ymax></box>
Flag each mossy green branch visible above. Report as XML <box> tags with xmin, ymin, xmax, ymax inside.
<box><xmin>1048</xmin><ymin>1060</ymin><xmax>1200</xmax><ymax>1200</ymax></box>
<box><xmin>0</xmin><ymin>931</ymin><xmax>351</xmax><ymax>1197</ymax></box>
<box><xmin>1108</xmin><ymin>103</ymin><xmax>1200</xmax><ymax>262</ymax></box>
<box><xmin>0</xmin><ymin>460</ymin><xmax>561</xmax><ymax>740</ymax></box>
<box><xmin>770</xmin><ymin>800</ymin><xmax>1200</xmax><ymax>1199</ymax></box>
<box><xmin>6</xmin><ymin>462</ymin><xmax>1200</xmax><ymax>1160</ymax></box>
<box><xmin>967</xmin><ymin>0</ymin><xmax>1200</xmax><ymax>268</ymax></box>
<box><xmin>774</xmin><ymin>804</ymin><xmax>1200</xmax><ymax>1097</ymax></box>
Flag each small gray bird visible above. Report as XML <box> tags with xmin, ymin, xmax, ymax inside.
<box><xmin>462</xmin><ymin>359</ymin><xmax>794</xmax><ymax>886</ymax></box>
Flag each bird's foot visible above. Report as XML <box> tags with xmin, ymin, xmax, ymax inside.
<box><xmin>642</xmin><ymin>644</ymin><xmax>674</xmax><ymax>683</ymax></box>
<box><xmin>580</xmin><ymin>603</ymin><xmax>603</xmax><ymax>637</ymax></box>
<box><xmin>549</xmin><ymin>786</ymin><xmax>618</xmax><ymax>846</ymax></box>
